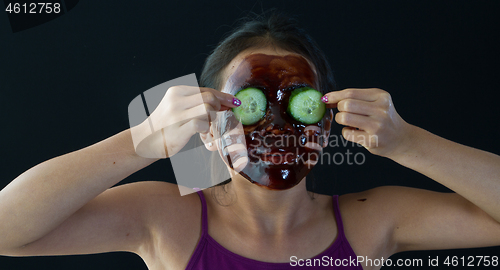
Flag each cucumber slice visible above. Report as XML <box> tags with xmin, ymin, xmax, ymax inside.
<box><xmin>232</xmin><ymin>87</ymin><xmax>267</xmax><ymax>125</ymax></box>
<box><xmin>288</xmin><ymin>87</ymin><xmax>326</xmax><ymax>124</ymax></box>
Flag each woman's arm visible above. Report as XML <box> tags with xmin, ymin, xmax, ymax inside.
<box><xmin>0</xmin><ymin>85</ymin><xmax>238</xmax><ymax>256</ymax></box>
<box><xmin>324</xmin><ymin>87</ymin><xmax>500</xmax><ymax>222</ymax></box>
<box><xmin>391</xmin><ymin>125</ymin><xmax>500</xmax><ymax>222</ymax></box>
<box><xmin>324</xmin><ymin>88</ymin><xmax>500</xmax><ymax>252</ymax></box>
<box><xmin>0</xmin><ymin>129</ymin><xmax>157</xmax><ymax>253</ymax></box>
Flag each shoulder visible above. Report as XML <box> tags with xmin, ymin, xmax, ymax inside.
<box><xmin>124</xmin><ymin>181</ymin><xmax>202</xmax><ymax>228</ymax></box>
<box><xmin>339</xmin><ymin>185</ymin><xmax>415</xmax><ymax>208</ymax></box>
<box><xmin>341</xmin><ymin>186</ymin><xmax>500</xmax><ymax>253</ymax></box>
<box><xmin>123</xmin><ymin>181</ymin><xmax>203</xmax><ymax>267</ymax></box>
<box><xmin>338</xmin><ymin>186</ymin><xmax>500</xmax><ymax>257</ymax></box>
<box><xmin>0</xmin><ymin>181</ymin><xmax>203</xmax><ymax>261</ymax></box>
<box><xmin>338</xmin><ymin>186</ymin><xmax>398</xmax><ymax>220</ymax></box>
<box><xmin>337</xmin><ymin>186</ymin><xmax>420</xmax><ymax>258</ymax></box>
<box><xmin>110</xmin><ymin>181</ymin><xmax>201</xmax><ymax>217</ymax></box>
<box><xmin>338</xmin><ymin>185</ymin><xmax>431</xmax><ymax>219</ymax></box>
<box><xmin>110</xmin><ymin>181</ymin><xmax>202</xmax><ymax>238</ymax></box>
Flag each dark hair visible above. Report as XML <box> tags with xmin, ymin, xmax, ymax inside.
<box><xmin>200</xmin><ymin>12</ymin><xmax>336</xmax><ymax>200</ymax></box>
<box><xmin>200</xmin><ymin>13</ymin><xmax>336</xmax><ymax>93</ymax></box>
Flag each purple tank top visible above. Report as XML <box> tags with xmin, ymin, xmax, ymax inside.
<box><xmin>185</xmin><ymin>191</ymin><xmax>363</xmax><ymax>269</ymax></box>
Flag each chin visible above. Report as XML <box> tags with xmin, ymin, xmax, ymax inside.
<box><xmin>238</xmin><ymin>161</ymin><xmax>313</xmax><ymax>190</ymax></box>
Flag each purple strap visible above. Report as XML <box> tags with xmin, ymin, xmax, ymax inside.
<box><xmin>332</xmin><ymin>195</ymin><xmax>345</xmax><ymax>239</ymax></box>
<box><xmin>196</xmin><ymin>190</ymin><xmax>208</xmax><ymax>235</ymax></box>
<box><xmin>196</xmin><ymin>191</ymin><xmax>344</xmax><ymax>241</ymax></box>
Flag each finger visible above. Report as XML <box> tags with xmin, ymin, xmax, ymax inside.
<box><xmin>162</xmin><ymin>118</ymin><xmax>210</xmax><ymax>156</ymax></box>
<box><xmin>304</xmin><ymin>126</ymin><xmax>321</xmax><ymax>136</ymax></box>
<box><xmin>341</xmin><ymin>127</ymin><xmax>369</xmax><ymax>146</ymax></box>
<box><xmin>184</xmin><ymin>91</ymin><xmax>222</xmax><ymax>111</ymax></box>
<box><xmin>342</xmin><ymin>127</ymin><xmax>378</xmax><ymax>149</ymax></box>
<box><xmin>171</xmin><ymin>86</ymin><xmax>240</xmax><ymax>110</ymax></box>
<box><xmin>337</xmin><ymin>99</ymin><xmax>379</xmax><ymax>116</ymax></box>
<box><xmin>199</xmin><ymin>88</ymin><xmax>240</xmax><ymax>110</ymax></box>
<box><xmin>335</xmin><ymin>112</ymin><xmax>372</xmax><ymax>131</ymax></box>
<box><xmin>304</xmin><ymin>151</ymin><xmax>320</xmax><ymax>169</ymax></box>
<box><xmin>303</xmin><ymin>126</ymin><xmax>324</xmax><ymax>149</ymax></box>
<box><xmin>178</xmin><ymin>118</ymin><xmax>210</xmax><ymax>135</ymax></box>
<box><xmin>180</xmin><ymin>103</ymin><xmax>216</xmax><ymax>124</ymax></box>
<box><xmin>323</xmin><ymin>88</ymin><xmax>383</xmax><ymax>107</ymax></box>
<box><xmin>304</xmin><ymin>142</ymin><xmax>322</xmax><ymax>151</ymax></box>
<box><xmin>184</xmin><ymin>91</ymin><xmax>235</xmax><ymax>111</ymax></box>
<box><xmin>168</xmin><ymin>85</ymin><xmax>208</xmax><ymax>97</ymax></box>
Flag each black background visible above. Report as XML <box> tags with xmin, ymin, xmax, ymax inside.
<box><xmin>1</xmin><ymin>0</ymin><xmax>500</xmax><ymax>269</ymax></box>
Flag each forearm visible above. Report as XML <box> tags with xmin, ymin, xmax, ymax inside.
<box><xmin>391</xmin><ymin>125</ymin><xmax>500</xmax><ymax>221</ymax></box>
<box><xmin>0</xmin><ymin>129</ymin><xmax>157</xmax><ymax>250</ymax></box>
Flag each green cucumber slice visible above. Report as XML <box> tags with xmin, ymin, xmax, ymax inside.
<box><xmin>232</xmin><ymin>87</ymin><xmax>267</xmax><ymax>125</ymax></box>
<box><xmin>288</xmin><ymin>87</ymin><xmax>326</xmax><ymax>124</ymax></box>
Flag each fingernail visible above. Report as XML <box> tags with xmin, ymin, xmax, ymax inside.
<box><xmin>321</xmin><ymin>95</ymin><xmax>328</xmax><ymax>103</ymax></box>
<box><xmin>233</xmin><ymin>98</ymin><xmax>241</xmax><ymax>106</ymax></box>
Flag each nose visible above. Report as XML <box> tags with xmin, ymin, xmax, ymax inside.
<box><xmin>260</xmin><ymin>103</ymin><xmax>295</xmax><ymax>136</ymax></box>
<box><xmin>261</xmin><ymin>122</ymin><xmax>294</xmax><ymax>136</ymax></box>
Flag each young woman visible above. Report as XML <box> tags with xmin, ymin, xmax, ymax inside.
<box><xmin>1</xmin><ymin>14</ymin><xmax>500</xmax><ymax>270</ymax></box>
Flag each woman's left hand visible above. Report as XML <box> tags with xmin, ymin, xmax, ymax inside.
<box><xmin>322</xmin><ymin>88</ymin><xmax>413</xmax><ymax>158</ymax></box>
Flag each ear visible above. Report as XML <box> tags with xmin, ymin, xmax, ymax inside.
<box><xmin>199</xmin><ymin>126</ymin><xmax>218</xmax><ymax>151</ymax></box>
<box><xmin>321</xmin><ymin>109</ymin><xmax>334</xmax><ymax>147</ymax></box>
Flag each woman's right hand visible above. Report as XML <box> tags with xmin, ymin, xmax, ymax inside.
<box><xmin>132</xmin><ymin>86</ymin><xmax>240</xmax><ymax>158</ymax></box>
<box><xmin>0</xmin><ymin>86</ymin><xmax>239</xmax><ymax>254</ymax></box>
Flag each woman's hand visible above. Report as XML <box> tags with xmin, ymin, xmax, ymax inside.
<box><xmin>323</xmin><ymin>89</ymin><xmax>500</xmax><ymax>249</ymax></box>
<box><xmin>322</xmin><ymin>88</ymin><xmax>413</xmax><ymax>158</ymax></box>
<box><xmin>132</xmin><ymin>86</ymin><xmax>240</xmax><ymax>158</ymax></box>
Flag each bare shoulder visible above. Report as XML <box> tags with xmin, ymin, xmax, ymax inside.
<box><xmin>339</xmin><ymin>186</ymin><xmax>417</xmax><ymax>213</ymax></box>
<box><xmin>338</xmin><ymin>186</ymin><xmax>399</xmax><ymax>220</ymax></box>
<box><xmin>129</xmin><ymin>181</ymin><xmax>202</xmax><ymax>236</ymax></box>
<box><xmin>111</xmin><ymin>181</ymin><xmax>201</xmax><ymax>220</ymax></box>
<box><xmin>337</xmin><ymin>186</ymin><xmax>413</xmax><ymax>259</ymax></box>
<box><xmin>339</xmin><ymin>185</ymin><xmax>500</xmax><ymax>258</ymax></box>
<box><xmin>338</xmin><ymin>185</ymin><xmax>431</xmax><ymax>223</ymax></box>
<box><xmin>135</xmin><ymin>181</ymin><xmax>203</xmax><ymax>269</ymax></box>
<box><xmin>136</xmin><ymin>181</ymin><xmax>201</xmax><ymax>221</ymax></box>
<box><xmin>2</xmin><ymin>181</ymin><xmax>202</xmax><ymax>260</ymax></box>
<box><xmin>98</xmin><ymin>181</ymin><xmax>203</xmax><ymax>269</ymax></box>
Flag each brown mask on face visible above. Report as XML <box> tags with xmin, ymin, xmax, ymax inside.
<box><xmin>217</xmin><ymin>53</ymin><xmax>331</xmax><ymax>190</ymax></box>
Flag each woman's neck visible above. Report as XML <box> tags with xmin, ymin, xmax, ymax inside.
<box><xmin>217</xmin><ymin>176</ymin><xmax>323</xmax><ymax>236</ymax></box>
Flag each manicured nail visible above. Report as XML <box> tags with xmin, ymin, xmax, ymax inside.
<box><xmin>233</xmin><ymin>98</ymin><xmax>241</xmax><ymax>106</ymax></box>
<box><xmin>321</xmin><ymin>95</ymin><xmax>328</xmax><ymax>103</ymax></box>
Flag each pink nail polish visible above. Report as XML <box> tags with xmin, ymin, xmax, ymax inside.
<box><xmin>321</xmin><ymin>95</ymin><xmax>328</xmax><ymax>103</ymax></box>
<box><xmin>233</xmin><ymin>98</ymin><xmax>241</xmax><ymax>106</ymax></box>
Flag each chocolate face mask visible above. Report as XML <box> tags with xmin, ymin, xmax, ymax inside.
<box><xmin>216</xmin><ymin>53</ymin><xmax>331</xmax><ymax>190</ymax></box>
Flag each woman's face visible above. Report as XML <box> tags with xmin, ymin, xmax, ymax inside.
<box><xmin>215</xmin><ymin>47</ymin><xmax>332</xmax><ymax>190</ymax></box>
